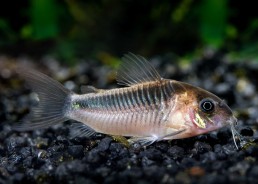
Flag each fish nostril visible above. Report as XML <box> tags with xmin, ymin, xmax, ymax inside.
<box><xmin>218</xmin><ymin>100</ymin><xmax>225</xmax><ymax>108</ymax></box>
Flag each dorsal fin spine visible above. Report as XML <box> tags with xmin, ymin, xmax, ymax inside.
<box><xmin>116</xmin><ymin>53</ymin><xmax>162</xmax><ymax>86</ymax></box>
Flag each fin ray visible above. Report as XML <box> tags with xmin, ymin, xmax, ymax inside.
<box><xmin>13</xmin><ymin>68</ymin><xmax>71</xmax><ymax>131</ymax></box>
<box><xmin>69</xmin><ymin>123</ymin><xmax>96</xmax><ymax>138</ymax></box>
<box><xmin>117</xmin><ymin>53</ymin><xmax>162</xmax><ymax>86</ymax></box>
<box><xmin>128</xmin><ymin>136</ymin><xmax>157</xmax><ymax>146</ymax></box>
<box><xmin>160</xmin><ymin>129</ymin><xmax>186</xmax><ymax>140</ymax></box>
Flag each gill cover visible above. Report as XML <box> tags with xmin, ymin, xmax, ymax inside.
<box><xmin>193</xmin><ymin>113</ymin><xmax>206</xmax><ymax>129</ymax></box>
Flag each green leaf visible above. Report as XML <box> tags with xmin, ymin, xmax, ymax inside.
<box><xmin>30</xmin><ymin>0</ymin><xmax>59</xmax><ymax>40</ymax></box>
<box><xmin>199</xmin><ymin>0</ymin><xmax>228</xmax><ymax>48</ymax></box>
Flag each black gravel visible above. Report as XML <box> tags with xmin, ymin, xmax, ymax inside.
<box><xmin>1</xmin><ymin>52</ymin><xmax>258</xmax><ymax>184</ymax></box>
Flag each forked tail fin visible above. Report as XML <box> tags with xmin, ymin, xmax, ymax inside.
<box><xmin>14</xmin><ymin>68</ymin><xmax>72</xmax><ymax>131</ymax></box>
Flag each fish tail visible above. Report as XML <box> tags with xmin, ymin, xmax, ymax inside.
<box><xmin>13</xmin><ymin>68</ymin><xmax>72</xmax><ymax>131</ymax></box>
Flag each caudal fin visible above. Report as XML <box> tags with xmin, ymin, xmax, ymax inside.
<box><xmin>14</xmin><ymin>68</ymin><xmax>72</xmax><ymax>131</ymax></box>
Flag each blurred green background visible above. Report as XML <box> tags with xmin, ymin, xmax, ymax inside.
<box><xmin>0</xmin><ymin>0</ymin><xmax>258</xmax><ymax>63</ymax></box>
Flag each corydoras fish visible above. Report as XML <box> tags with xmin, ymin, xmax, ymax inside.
<box><xmin>15</xmin><ymin>53</ymin><xmax>240</xmax><ymax>147</ymax></box>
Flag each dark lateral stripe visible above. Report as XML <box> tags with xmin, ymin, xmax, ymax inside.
<box><xmin>160</xmin><ymin>85</ymin><xmax>166</xmax><ymax>103</ymax></box>
<box><xmin>153</xmin><ymin>86</ymin><xmax>159</xmax><ymax>106</ymax></box>
<box><xmin>79</xmin><ymin>81</ymin><xmax>175</xmax><ymax>112</ymax></box>
<box><xmin>106</xmin><ymin>95</ymin><xmax>112</xmax><ymax>109</ymax></box>
<box><xmin>100</xmin><ymin>95</ymin><xmax>106</xmax><ymax>110</ymax></box>
<box><xmin>115</xmin><ymin>92</ymin><xmax>123</xmax><ymax>111</ymax></box>
<box><xmin>120</xmin><ymin>90</ymin><xmax>128</xmax><ymax>110</ymax></box>
<box><xmin>146</xmin><ymin>84</ymin><xmax>160</xmax><ymax>108</ymax></box>
<box><xmin>131</xmin><ymin>88</ymin><xmax>140</xmax><ymax>109</ymax></box>
<box><xmin>124</xmin><ymin>90</ymin><xmax>131</xmax><ymax>110</ymax></box>
<box><xmin>138</xmin><ymin>85</ymin><xmax>145</xmax><ymax>107</ymax></box>
<box><xmin>111</xmin><ymin>93</ymin><xmax>118</xmax><ymax>111</ymax></box>
<box><xmin>162</xmin><ymin>82</ymin><xmax>171</xmax><ymax>102</ymax></box>
<box><xmin>144</xmin><ymin>84</ymin><xmax>152</xmax><ymax>107</ymax></box>
<box><xmin>126</xmin><ymin>89</ymin><xmax>134</xmax><ymax>110</ymax></box>
<box><xmin>135</xmin><ymin>86</ymin><xmax>143</xmax><ymax>109</ymax></box>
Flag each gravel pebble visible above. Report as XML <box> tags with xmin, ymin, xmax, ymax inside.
<box><xmin>1</xmin><ymin>54</ymin><xmax>258</xmax><ymax>183</ymax></box>
<box><xmin>68</xmin><ymin>145</ymin><xmax>84</xmax><ymax>158</ymax></box>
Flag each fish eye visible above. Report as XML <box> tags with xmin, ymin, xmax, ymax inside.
<box><xmin>199</xmin><ymin>99</ymin><xmax>215</xmax><ymax>113</ymax></box>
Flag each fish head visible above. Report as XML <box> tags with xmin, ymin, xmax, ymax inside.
<box><xmin>165</xmin><ymin>82</ymin><xmax>240</xmax><ymax>148</ymax></box>
<box><xmin>165</xmin><ymin>82</ymin><xmax>237</xmax><ymax>141</ymax></box>
<box><xmin>187</xmin><ymin>87</ymin><xmax>237</xmax><ymax>136</ymax></box>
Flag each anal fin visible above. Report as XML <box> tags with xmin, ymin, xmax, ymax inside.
<box><xmin>69</xmin><ymin>123</ymin><xmax>96</xmax><ymax>138</ymax></box>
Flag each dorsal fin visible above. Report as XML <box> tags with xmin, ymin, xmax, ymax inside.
<box><xmin>116</xmin><ymin>53</ymin><xmax>162</xmax><ymax>86</ymax></box>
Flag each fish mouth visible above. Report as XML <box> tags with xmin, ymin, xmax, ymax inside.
<box><xmin>227</xmin><ymin>116</ymin><xmax>242</xmax><ymax>149</ymax></box>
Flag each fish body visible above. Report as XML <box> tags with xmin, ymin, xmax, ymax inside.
<box><xmin>16</xmin><ymin>53</ymin><xmax>239</xmax><ymax>146</ymax></box>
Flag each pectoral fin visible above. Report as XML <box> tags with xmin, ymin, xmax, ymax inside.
<box><xmin>127</xmin><ymin>129</ymin><xmax>186</xmax><ymax>147</ymax></box>
<box><xmin>159</xmin><ymin>129</ymin><xmax>186</xmax><ymax>140</ymax></box>
<box><xmin>128</xmin><ymin>136</ymin><xmax>158</xmax><ymax>147</ymax></box>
